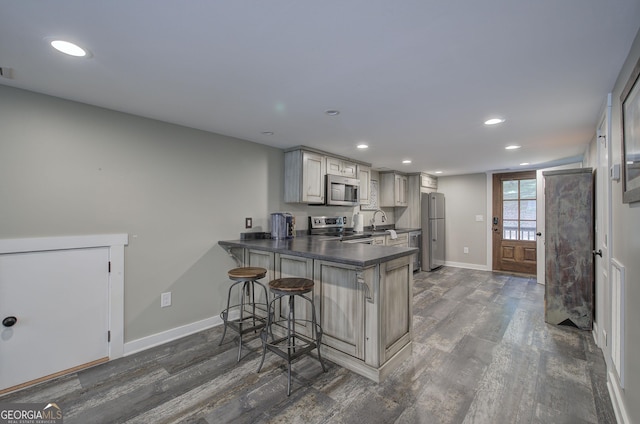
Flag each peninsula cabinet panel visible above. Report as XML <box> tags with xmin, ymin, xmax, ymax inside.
<box><xmin>274</xmin><ymin>254</ymin><xmax>314</xmax><ymax>337</ymax></box>
<box><xmin>314</xmin><ymin>260</ymin><xmax>365</xmax><ymax>360</ymax></box>
<box><xmin>380</xmin><ymin>256</ymin><xmax>412</xmax><ymax>361</ymax></box>
<box><xmin>245</xmin><ymin>249</ymin><xmax>275</xmax><ymax>316</ymax></box>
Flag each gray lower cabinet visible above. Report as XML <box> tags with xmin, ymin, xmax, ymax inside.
<box><xmin>234</xmin><ymin>247</ymin><xmax>413</xmax><ymax>382</ymax></box>
<box><xmin>314</xmin><ymin>260</ymin><xmax>366</xmax><ymax>360</ymax></box>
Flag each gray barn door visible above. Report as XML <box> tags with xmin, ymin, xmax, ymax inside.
<box><xmin>543</xmin><ymin>168</ymin><xmax>594</xmax><ymax>330</ymax></box>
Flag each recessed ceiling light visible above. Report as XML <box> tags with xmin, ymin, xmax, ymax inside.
<box><xmin>505</xmin><ymin>145</ymin><xmax>521</xmax><ymax>150</ymax></box>
<box><xmin>325</xmin><ymin>110</ymin><xmax>340</xmax><ymax>116</ymax></box>
<box><xmin>261</xmin><ymin>131</ymin><xmax>274</xmax><ymax>136</ymax></box>
<box><xmin>50</xmin><ymin>39</ymin><xmax>89</xmax><ymax>57</ymax></box>
<box><xmin>435</xmin><ymin>171</ymin><xmax>443</xmax><ymax>174</ymax></box>
<box><xmin>402</xmin><ymin>160</ymin><xmax>412</xmax><ymax>164</ymax></box>
<box><xmin>356</xmin><ymin>143</ymin><xmax>369</xmax><ymax>149</ymax></box>
<box><xmin>520</xmin><ymin>162</ymin><xmax>530</xmax><ymax>166</ymax></box>
<box><xmin>484</xmin><ymin>118</ymin><xmax>505</xmax><ymax>126</ymax></box>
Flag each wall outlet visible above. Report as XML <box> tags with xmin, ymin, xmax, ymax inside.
<box><xmin>245</xmin><ymin>217</ymin><xmax>252</xmax><ymax>228</ymax></box>
<box><xmin>463</xmin><ymin>247</ymin><xmax>469</xmax><ymax>254</ymax></box>
<box><xmin>161</xmin><ymin>292</ymin><xmax>172</xmax><ymax>308</ymax></box>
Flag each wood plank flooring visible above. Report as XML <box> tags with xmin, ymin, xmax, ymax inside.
<box><xmin>0</xmin><ymin>267</ymin><xmax>616</xmax><ymax>423</ymax></box>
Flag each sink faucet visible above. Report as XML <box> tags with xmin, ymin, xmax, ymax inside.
<box><xmin>371</xmin><ymin>209</ymin><xmax>387</xmax><ymax>231</ymax></box>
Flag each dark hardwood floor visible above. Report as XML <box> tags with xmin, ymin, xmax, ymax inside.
<box><xmin>1</xmin><ymin>267</ymin><xmax>616</xmax><ymax>423</ymax></box>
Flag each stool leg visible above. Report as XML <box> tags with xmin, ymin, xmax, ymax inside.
<box><xmin>236</xmin><ymin>281</ymin><xmax>251</xmax><ymax>362</ymax></box>
<box><xmin>309</xmin><ymin>296</ymin><xmax>327</xmax><ymax>372</ymax></box>
<box><xmin>257</xmin><ymin>296</ymin><xmax>276</xmax><ymax>374</ymax></box>
<box><xmin>287</xmin><ymin>294</ymin><xmax>295</xmax><ymax>396</ymax></box>
<box><xmin>219</xmin><ymin>280</ymin><xmax>240</xmax><ymax>346</ymax></box>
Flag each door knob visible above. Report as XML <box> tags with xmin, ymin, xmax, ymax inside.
<box><xmin>536</xmin><ymin>232</ymin><xmax>542</xmax><ymax>236</ymax></box>
<box><xmin>2</xmin><ymin>316</ymin><xmax>17</xmax><ymax>327</ymax></box>
<box><xmin>593</xmin><ymin>249</ymin><xmax>603</xmax><ymax>257</ymax></box>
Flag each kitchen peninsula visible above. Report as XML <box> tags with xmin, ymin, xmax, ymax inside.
<box><xmin>218</xmin><ymin>237</ymin><xmax>416</xmax><ymax>382</ymax></box>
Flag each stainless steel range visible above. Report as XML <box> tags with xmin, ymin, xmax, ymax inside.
<box><xmin>308</xmin><ymin>216</ymin><xmax>374</xmax><ymax>244</ymax></box>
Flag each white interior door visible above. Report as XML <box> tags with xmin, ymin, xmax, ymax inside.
<box><xmin>0</xmin><ymin>247</ymin><xmax>110</xmax><ymax>392</ymax></box>
<box><xmin>595</xmin><ymin>95</ymin><xmax>612</xmax><ymax>349</ymax></box>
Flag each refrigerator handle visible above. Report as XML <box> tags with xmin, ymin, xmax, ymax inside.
<box><xmin>432</xmin><ymin>220</ymin><xmax>437</xmax><ymax>241</ymax></box>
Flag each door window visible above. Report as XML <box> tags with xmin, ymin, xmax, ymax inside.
<box><xmin>502</xmin><ymin>178</ymin><xmax>537</xmax><ymax>240</ymax></box>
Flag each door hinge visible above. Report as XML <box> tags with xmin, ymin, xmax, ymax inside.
<box><xmin>108</xmin><ymin>261</ymin><xmax>111</xmax><ymax>273</ymax></box>
<box><xmin>107</xmin><ymin>331</ymin><xmax>111</xmax><ymax>342</ymax></box>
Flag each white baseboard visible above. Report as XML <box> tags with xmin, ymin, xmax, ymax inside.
<box><xmin>608</xmin><ymin>371</ymin><xmax>630</xmax><ymax>424</ymax></box>
<box><xmin>123</xmin><ymin>315</ymin><xmax>223</xmax><ymax>357</ymax></box>
<box><xmin>443</xmin><ymin>261</ymin><xmax>490</xmax><ymax>271</ymax></box>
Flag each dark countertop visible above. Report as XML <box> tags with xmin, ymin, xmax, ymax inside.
<box><xmin>218</xmin><ymin>236</ymin><xmax>417</xmax><ymax>268</ymax></box>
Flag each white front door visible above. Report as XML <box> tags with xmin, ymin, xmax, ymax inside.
<box><xmin>0</xmin><ymin>247</ymin><xmax>110</xmax><ymax>392</ymax></box>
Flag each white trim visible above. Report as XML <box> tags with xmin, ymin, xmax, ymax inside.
<box><xmin>486</xmin><ymin>172</ymin><xmax>493</xmax><ymax>270</ymax></box>
<box><xmin>0</xmin><ymin>234</ymin><xmax>128</xmax><ymax>254</ymax></box>
<box><xmin>124</xmin><ymin>316</ymin><xmax>223</xmax><ymax>357</ymax></box>
<box><xmin>608</xmin><ymin>371</ymin><xmax>630</xmax><ymax>424</ymax></box>
<box><xmin>443</xmin><ymin>261</ymin><xmax>490</xmax><ymax>271</ymax></box>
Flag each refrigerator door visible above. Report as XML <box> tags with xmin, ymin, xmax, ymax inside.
<box><xmin>431</xmin><ymin>218</ymin><xmax>445</xmax><ymax>269</ymax></box>
<box><xmin>429</xmin><ymin>192</ymin><xmax>445</xmax><ymax>220</ymax></box>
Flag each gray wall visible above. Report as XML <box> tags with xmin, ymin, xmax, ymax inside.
<box><xmin>437</xmin><ymin>173</ymin><xmax>488</xmax><ymax>267</ymax></box>
<box><xmin>0</xmin><ymin>85</ymin><xmax>284</xmax><ymax>342</ymax></box>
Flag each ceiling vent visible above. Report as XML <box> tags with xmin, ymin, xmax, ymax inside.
<box><xmin>0</xmin><ymin>67</ymin><xmax>14</xmax><ymax>79</ymax></box>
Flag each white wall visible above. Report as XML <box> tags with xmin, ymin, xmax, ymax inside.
<box><xmin>597</xmin><ymin>27</ymin><xmax>640</xmax><ymax>424</ymax></box>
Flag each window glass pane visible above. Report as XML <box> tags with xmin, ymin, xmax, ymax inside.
<box><xmin>520</xmin><ymin>221</ymin><xmax>537</xmax><ymax>240</ymax></box>
<box><xmin>503</xmin><ymin>220</ymin><xmax>518</xmax><ymax>240</ymax></box>
<box><xmin>520</xmin><ymin>200</ymin><xmax>536</xmax><ymax>220</ymax></box>
<box><xmin>503</xmin><ymin>200</ymin><xmax>518</xmax><ymax>220</ymax></box>
<box><xmin>520</xmin><ymin>179</ymin><xmax>537</xmax><ymax>199</ymax></box>
<box><xmin>503</xmin><ymin>181</ymin><xmax>518</xmax><ymax>199</ymax></box>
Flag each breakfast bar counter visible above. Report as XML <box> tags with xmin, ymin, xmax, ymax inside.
<box><xmin>218</xmin><ymin>237</ymin><xmax>416</xmax><ymax>383</ymax></box>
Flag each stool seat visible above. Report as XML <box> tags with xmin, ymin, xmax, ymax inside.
<box><xmin>228</xmin><ymin>267</ymin><xmax>267</xmax><ymax>281</ymax></box>
<box><xmin>269</xmin><ymin>277</ymin><xmax>313</xmax><ymax>295</ymax></box>
<box><xmin>219</xmin><ymin>266</ymin><xmax>269</xmax><ymax>362</ymax></box>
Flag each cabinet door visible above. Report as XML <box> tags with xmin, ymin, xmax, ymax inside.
<box><xmin>421</xmin><ymin>174</ymin><xmax>438</xmax><ymax>190</ymax></box>
<box><xmin>386</xmin><ymin>233</ymin><xmax>408</xmax><ymax>247</ymax></box>
<box><xmin>314</xmin><ymin>260</ymin><xmax>365</xmax><ymax>360</ymax></box>
<box><xmin>372</xmin><ymin>236</ymin><xmax>385</xmax><ymax>246</ymax></box>
<box><xmin>341</xmin><ymin>161</ymin><xmax>358</xmax><ymax>178</ymax></box>
<box><xmin>359</xmin><ymin>165</ymin><xmax>371</xmax><ymax>204</ymax></box>
<box><xmin>395</xmin><ymin>175</ymin><xmax>408</xmax><ymax>206</ymax></box>
<box><xmin>274</xmin><ymin>254</ymin><xmax>314</xmax><ymax>336</ymax></box>
<box><xmin>302</xmin><ymin>151</ymin><xmax>325</xmax><ymax>203</ymax></box>
<box><xmin>326</xmin><ymin>157</ymin><xmax>343</xmax><ymax>176</ymax></box>
<box><xmin>246</xmin><ymin>249</ymin><xmax>275</xmax><ymax>316</ymax></box>
<box><xmin>380</xmin><ymin>256</ymin><xmax>412</xmax><ymax>361</ymax></box>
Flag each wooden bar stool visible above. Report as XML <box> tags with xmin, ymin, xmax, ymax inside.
<box><xmin>256</xmin><ymin>277</ymin><xmax>327</xmax><ymax>396</ymax></box>
<box><xmin>219</xmin><ymin>266</ymin><xmax>269</xmax><ymax>361</ymax></box>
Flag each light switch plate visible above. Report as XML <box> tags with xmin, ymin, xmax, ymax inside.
<box><xmin>245</xmin><ymin>217</ymin><xmax>252</xmax><ymax>228</ymax></box>
<box><xmin>475</xmin><ymin>215</ymin><xmax>484</xmax><ymax>222</ymax></box>
<box><xmin>161</xmin><ymin>292</ymin><xmax>172</xmax><ymax>308</ymax></box>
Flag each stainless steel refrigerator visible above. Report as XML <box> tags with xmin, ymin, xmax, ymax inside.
<box><xmin>421</xmin><ymin>192</ymin><xmax>445</xmax><ymax>270</ymax></box>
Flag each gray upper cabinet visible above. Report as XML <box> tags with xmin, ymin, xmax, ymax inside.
<box><xmin>284</xmin><ymin>149</ymin><xmax>326</xmax><ymax>204</ymax></box>
<box><xmin>326</xmin><ymin>156</ymin><xmax>358</xmax><ymax>178</ymax></box>
<box><xmin>380</xmin><ymin>172</ymin><xmax>408</xmax><ymax>207</ymax></box>
<box><xmin>421</xmin><ymin>174</ymin><xmax>438</xmax><ymax>190</ymax></box>
<box><xmin>358</xmin><ymin>165</ymin><xmax>371</xmax><ymax>204</ymax></box>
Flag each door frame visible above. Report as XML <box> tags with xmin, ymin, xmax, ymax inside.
<box><xmin>491</xmin><ymin>170</ymin><xmax>538</xmax><ymax>274</ymax></box>
<box><xmin>0</xmin><ymin>234</ymin><xmax>128</xmax><ymax>359</ymax></box>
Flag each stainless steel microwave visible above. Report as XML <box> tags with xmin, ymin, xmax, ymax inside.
<box><xmin>326</xmin><ymin>174</ymin><xmax>360</xmax><ymax>206</ymax></box>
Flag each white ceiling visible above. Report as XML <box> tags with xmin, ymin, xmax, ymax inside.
<box><xmin>1</xmin><ymin>1</ymin><xmax>639</xmax><ymax>175</ymax></box>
